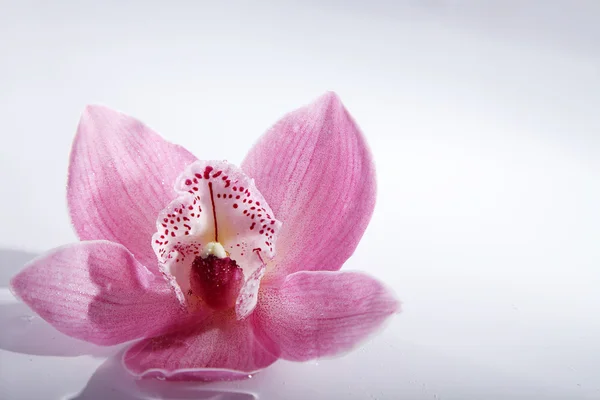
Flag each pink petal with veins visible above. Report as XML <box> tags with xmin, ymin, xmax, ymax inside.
<box><xmin>123</xmin><ymin>313</ymin><xmax>277</xmax><ymax>381</ymax></box>
<box><xmin>68</xmin><ymin>105</ymin><xmax>197</xmax><ymax>273</ymax></box>
<box><xmin>10</xmin><ymin>241</ymin><xmax>184</xmax><ymax>345</ymax></box>
<box><xmin>242</xmin><ymin>92</ymin><xmax>376</xmax><ymax>278</ymax></box>
<box><xmin>253</xmin><ymin>271</ymin><xmax>399</xmax><ymax>361</ymax></box>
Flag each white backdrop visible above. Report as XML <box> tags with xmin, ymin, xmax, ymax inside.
<box><xmin>1</xmin><ymin>1</ymin><xmax>599</xmax><ymax>399</ymax></box>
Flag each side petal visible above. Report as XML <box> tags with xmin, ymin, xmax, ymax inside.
<box><xmin>253</xmin><ymin>271</ymin><xmax>400</xmax><ymax>361</ymax></box>
<box><xmin>10</xmin><ymin>241</ymin><xmax>185</xmax><ymax>345</ymax></box>
<box><xmin>123</xmin><ymin>314</ymin><xmax>278</xmax><ymax>381</ymax></box>
<box><xmin>68</xmin><ymin>105</ymin><xmax>197</xmax><ymax>271</ymax></box>
<box><xmin>242</xmin><ymin>92</ymin><xmax>376</xmax><ymax>277</ymax></box>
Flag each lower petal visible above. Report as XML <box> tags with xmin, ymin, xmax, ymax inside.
<box><xmin>123</xmin><ymin>313</ymin><xmax>278</xmax><ymax>381</ymax></box>
<box><xmin>253</xmin><ymin>271</ymin><xmax>400</xmax><ymax>361</ymax></box>
<box><xmin>10</xmin><ymin>241</ymin><xmax>184</xmax><ymax>345</ymax></box>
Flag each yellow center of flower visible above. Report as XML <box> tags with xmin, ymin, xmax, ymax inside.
<box><xmin>201</xmin><ymin>241</ymin><xmax>227</xmax><ymax>259</ymax></box>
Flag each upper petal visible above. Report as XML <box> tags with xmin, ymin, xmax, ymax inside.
<box><xmin>68</xmin><ymin>105</ymin><xmax>197</xmax><ymax>271</ymax></box>
<box><xmin>10</xmin><ymin>241</ymin><xmax>185</xmax><ymax>345</ymax></box>
<box><xmin>253</xmin><ymin>270</ymin><xmax>399</xmax><ymax>361</ymax></box>
<box><xmin>122</xmin><ymin>313</ymin><xmax>278</xmax><ymax>381</ymax></box>
<box><xmin>242</xmin><ymin>92</ymin><xmax>376</xmax><ymax>278</ymax></box>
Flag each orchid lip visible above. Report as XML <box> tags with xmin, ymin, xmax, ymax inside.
<box><xmin>152</xmin><ymin>160</ymin><xmax>283</xmax><ymax>317</ymax></box>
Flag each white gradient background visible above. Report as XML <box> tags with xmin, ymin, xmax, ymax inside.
<box><xmin>1</xmin><ymin>1</ymin><xmax>599</xmax><ymax>399</ymax></box>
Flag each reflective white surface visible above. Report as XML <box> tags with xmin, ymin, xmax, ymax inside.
<box><xmin>1</xmin><ymin>1</ymin><xmax>599</xmax><ymax>399</ymax></box>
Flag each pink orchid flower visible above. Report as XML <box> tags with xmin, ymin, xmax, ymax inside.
<box><xmin>10</xmin><ymin>92</ymin><xmax>400</xmax><ymax>381</ymax></box>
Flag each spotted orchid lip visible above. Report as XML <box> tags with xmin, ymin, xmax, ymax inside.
<box><xmin>152</xmin><ymin>160</ymin><xmax>282</xmax><ymax>319</ymax></box>
<box><xmin>10</xmin><ymin>92</ymin><xmax>400</xmax><ymax>381</ymax></box>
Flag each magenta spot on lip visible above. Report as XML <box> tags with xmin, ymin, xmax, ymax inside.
<box><xmin>203</xmin><ymin>166</ymin><xmax>214</xmax><ymax>179</ymax></box>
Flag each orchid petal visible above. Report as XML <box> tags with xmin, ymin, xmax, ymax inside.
<box><xmin>253</xmin><ymin>271</ymin><xmax>399</xmax><ymax>361</ymax></box>
<box><xmin>123</xmin><ymin>315</ymin><xmax>277</xmax><ymax>381</ymax></box>
<box><xmin>153</xmin><ymin>160</ymin><xmax>281</xmax><ymax>309</ymax></box>
<box><xmin>10</xmin><ymin>241</ymin><xmax>184</xmax><ymax>345</ymax></box>
<box><xmin>68</xmin><ymin>106</ymin><xmax>197</xmax><ymax>272</ymax></box>
<box><xmin>242</xmin><ymin>92</ymin><xmax>376</xmax><ymax>277</ymax></box>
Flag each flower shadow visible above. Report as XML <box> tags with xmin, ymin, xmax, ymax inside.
<box><xmin>0</xmin><ymin>248</ymin><xmax>115</xmax><ymax>357</ymax></box>
<box><xmin>69</xmin><ymin>349</ymin><xmax>257</xmax><ymax>400</ymax></box>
